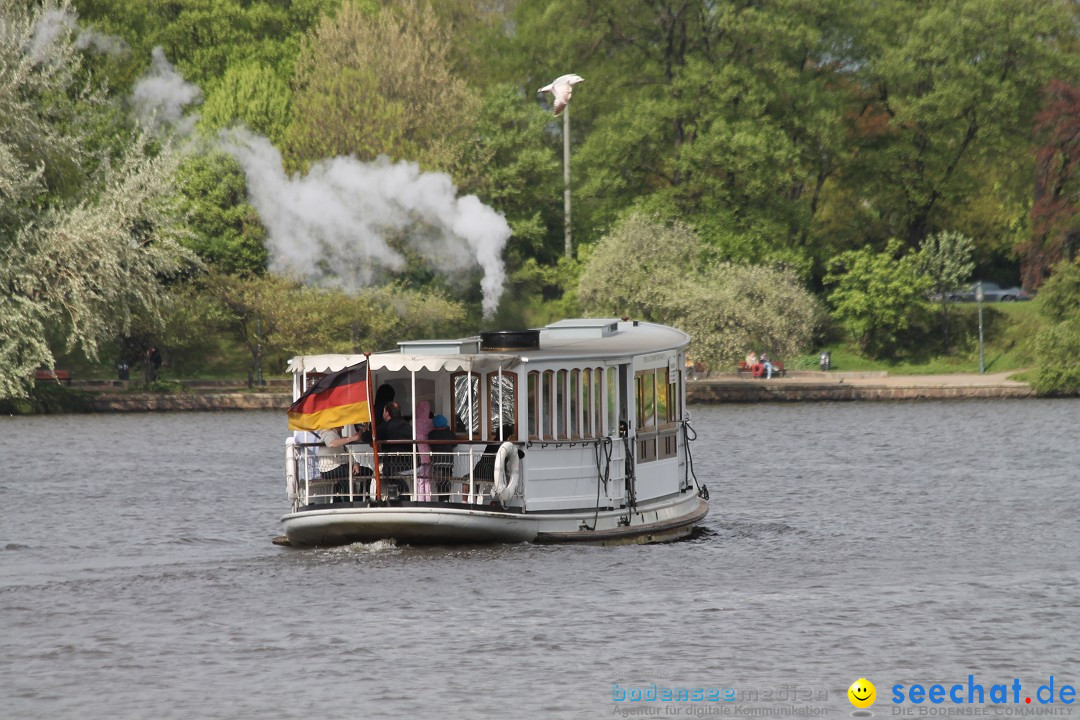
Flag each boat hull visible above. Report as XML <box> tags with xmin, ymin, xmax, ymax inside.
<box><xmin>280</xmin><ymin>493</ymin><xmax>707</xmax><ymax>547</ymax></box>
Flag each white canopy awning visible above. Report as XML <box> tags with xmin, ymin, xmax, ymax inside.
<box><xmin>286</xmin><ymin>353</ymin><xmax>521</xmax><ymax>375</ymax></box>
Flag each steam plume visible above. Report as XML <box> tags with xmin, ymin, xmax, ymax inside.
<box><xmin>28</xmin><ymin>8</ymin><xmax>128</xmax><ymax>65</ymax></box>
<box><xmin>130</xmin><ymin>47</ymin><xmax>201</xmax><ymax>136</ymax></box>
<box><xmin>220</xmin><ymin>129</ymin><xmax>509</xmax><ymax>317</ymax></box>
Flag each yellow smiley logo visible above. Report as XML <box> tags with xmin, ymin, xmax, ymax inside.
<box><xmin>848</xmin><ymin>678</ymin><xmax>876</xmax><ymax>709</ymax></box>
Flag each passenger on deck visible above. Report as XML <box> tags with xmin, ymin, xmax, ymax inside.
<box><xmin>316</xmin><ymin>426</ymin><xmax>370</xmax><ymax>498</ymax></box>
<box><xmin>413</xmin><ymin>401</ymin><xmax>435</xmax><ymax>501</ymax></box>
<box><xmin>427</xmin><ymin>414</ymin><xmax>456</xmax><ymax>500</ymax></box>
<box><xmin>372</xmin><ymin>384</ymin><xmax>395</xmax><ymax>427</ymax></box>
<box><xmin>362</xmin><ymin>401</ymin><xmax>413</xmax><ymax>497</ymax></box>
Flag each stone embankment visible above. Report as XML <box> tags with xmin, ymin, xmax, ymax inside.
<box><xmin>90</xmin><ymin>392</ymin><xmax>291</xmax><ymax>412</ymax></box>
<box><xmin>70</xmin><ymin>379</ymin><xmax>291</xmax><ymax>412</ymax></box>
<box><xmin>687</xmin><ymin>370</ymin><xmax>1034</xmax><ymax>403</ymax></box>
<box><xmin>64</xmin><ymin>371</ymin><xmax>1034</xmax><ymax>412</ymax></box>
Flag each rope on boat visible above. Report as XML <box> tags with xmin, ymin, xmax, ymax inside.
<box><xmin>681</xmin><ymin>415</ymin><xmax>708</xmax><ymax>501</ymax></box>
<box><xmin>584</xmin><ymin>436</ymin><xmax>614</xmax><ymax>531</ymax></box>
<box><xmin>621</xmin><ymin>431</ymin><xmax>638</xmax><ymax>513</ymax></box>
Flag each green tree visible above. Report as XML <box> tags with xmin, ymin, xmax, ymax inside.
<box><xmin>463</xmin><ymin>83</ymin><xmax>562</xmax><ymax>267</ymax></box>
<box><xmin>824</xmin><ymin>239</ymin><xmax>932</xmax><ymax>358</ymax></box>
<box><xmin>917</xmin><ymin>230</ymin><xmax>975</xmax><ymax>350</ymax></box>
<box><xmin>206</xmin><ymin>274</ymin><xmax>468</xmax><ymax>385</ymax></box>
<box><xmin>199</xmin><ymin>61</ymin><xmax>293</xmax><ymax>145</ymax></box>
<box><xmin>1036</xmin><ymin>256</ymin><xmax>1080</xmax><ymax>323</ymax></box>
<box><xmin>284</xmin><ymin>1</ymin><xmax>477</xmax><ymax>179</ymax></box>
<box><xmin>1031</xmin><ymin>318</ymin><xmax>1080</xmax><ymax>396</ymax></box>
<box><xmin>578</xmin><ymin>213</ymin><xmax>820</xmax><ymax>369</ymax></box>
<box><xmin>837</xmin><ymin>0</ymin><xmax>1076</xmax><ymax>249</ymax></box>
<box><xmin>1</xmin><ymin>1</ymin><xmax>196</xmax><ymax>397</ymax></box>
<box><xmin>1029</xmin><ymin>257</ymin><xmax>1080</xmax><ymax>395</ymax></box>
<box><xmin>174</xmin><ymin>152</ymin><xmax>268</xmax><ymax>276</ymax></box>
<box><xmin>507</xmin><ymin>0</ymin><xmax>857</xmax><ymax>268</ymax></box>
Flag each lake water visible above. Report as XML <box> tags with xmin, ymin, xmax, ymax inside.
<box><xmin>2</xmin><ymin>400</ymin><xmax>1078</xmax><ymax>719</ymax></box>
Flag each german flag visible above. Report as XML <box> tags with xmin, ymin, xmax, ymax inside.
<box><xmin>287</xmin><ymin>365</ymin><xmax>370</xmax><ymax>431</ymax></box>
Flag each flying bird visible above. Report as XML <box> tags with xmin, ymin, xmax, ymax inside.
<box><xmin>537</xmin><ymin>74</ymin><xmax>584</xmax><ymax>116</ymax></box>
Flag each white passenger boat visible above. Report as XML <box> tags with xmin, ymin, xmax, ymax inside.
<box><xmin>280</xmin><ymin>318</ymin><xmax>709</xmax><ymax>546</ymax></box>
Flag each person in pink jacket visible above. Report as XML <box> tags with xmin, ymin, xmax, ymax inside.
<box><xmin>413</xmin><ymin>400</ymin><xmax>435</xmax><ymax>501</ymax></box>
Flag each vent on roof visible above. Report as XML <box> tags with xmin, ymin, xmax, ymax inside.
<box><xmin>480</xmin><ymin>330</ymin><xmax>540</xmax><ymax>351</ymax></box>
<box><xmin>540</xmin><ymin>318</ymin><xmax>620</xmax><ymax>342</ymax></box>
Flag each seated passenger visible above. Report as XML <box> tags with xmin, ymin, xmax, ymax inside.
<box><xmin>426</xmin><ymin>414</ymin><xmax>457</xmax><ymax>500</ymax></box>
<box><xmin>362</xmin><ymin>401</ymin><xmax>413</xmax><ymax>497</ymax></box>
<box><xmin>316</xmin><ymin>426</ymin><xmax>370</xmax><ymax>499</ymax></box>
<box><xmin>414</xmin><ymin>401</ymin><xmax>435</xmax><ymax>501</ymax></box>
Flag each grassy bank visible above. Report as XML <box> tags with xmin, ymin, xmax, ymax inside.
<box><xmin>791</xmin><ymin>302</ymin><xmax>1042</xmax><ymax>377</ymax></box>
<box><xmin>45</xmin><ymin>301</ymin><xmax>1049</xmax><ymax>385</ymax></box>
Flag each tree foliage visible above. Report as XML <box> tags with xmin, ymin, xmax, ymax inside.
<box><xmin>1026</xmin><ymin>81</ymin><xmax>1080</xmax><ymax>289</ymax></box>
<box><xmin>1029</xmin><ymin>257</ymin><xmax>1080</xmax><ymax>395</ymax></box>
<box><xmin>578</xmin><ymin>213</ymin><xmax>820</xmax><ymax>368</ymax></box>
<box><xmin>284</xmin><ymin>1</ymin><xmax>477</xmax><ymax>178</ymax></box>
<box><xmin>204</xmin><ymin>274</ymin><xmax>468</xmax><ymax>385</ymax></box>
<box><xmin>199</xmin><ymin>61</ymin><xmax>293</xmax><ymax>145</ymax></box>
<box><xmin>917</xmin><ymin>230</ymin><xmax>975</xmax><ymax>350</ymax></box>
<box><xmin>1036</xmin><ymin>257</ymin><xmax>1080</xmax><ymax>324</ymax></box>
<box><xmin>825</xmin><ymin>239</ymin><xmax>932</xmax><ymax>358</ymax></box>
<box><xmin>174</xmin><ymin>152</ymin><xmax>268</xmax><ymax>276</ymax></box>
<box><xmin>0</xmin><ymin>1</ymin><xmax>196</xmax><ymax>397</ymax></box>
<box><xmin>1031</xmin><ymin>318</ymin><xmax>1080</xmax><ymax>396</ymax></box>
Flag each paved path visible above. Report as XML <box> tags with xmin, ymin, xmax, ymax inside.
<box><xmin>810</xmin><ymin>370</ymin><xmax>1029</xmax><ymax>387</ymax></box>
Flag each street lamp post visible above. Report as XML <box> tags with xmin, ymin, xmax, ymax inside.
<box><xmin>563</xmin><ymin>104</ymin><xmax>572</xmax><ymax>259</ymax></box>
<box><xmin>976</xmin><ymin>281</ymin><xmax>985</xmax><ymax>374</ymax></box>
<box><xmin>537</xmin><ymin>73</ymin><xmax>583</xmax><ymax>259</ymax></box>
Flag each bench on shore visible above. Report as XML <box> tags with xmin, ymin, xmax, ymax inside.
<box><xmin>35</xmin><ymin>369</ymin><xmax>72</xmax><ymax>386</ymax></box>
<box><xmin>736</xmin><ymin>360</ymin><xmax>785</xmax><ymax>378</ymax></box>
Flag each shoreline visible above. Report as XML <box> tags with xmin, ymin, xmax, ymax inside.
<box><xmin>686</xmin><ymin>370</ymin><xmax>1035</xmax><ymax>403</ymax></box>
<box><xmin>93</xmin><ymin>371</ymin><xmax>1035</xmax><ymax>412</ymax></box>
<box><xmin>12</xmin><ymin>371</ymin><xmax>1046</xmax><ymax>415</ymax></box>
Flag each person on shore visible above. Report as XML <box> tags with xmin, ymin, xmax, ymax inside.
<box><xmin>761</xmin><ymin>353</ymin><xmax>774</xmax><ymax>380</ymax></box>
<box><xmin>745</xmin><ymin>350</ymin><xmax>758</xmax><ymax>368</ymax></box>
<box><xmin>147</xmin><ymin>347</ymin><xmax>162</xmax><ymax>381</ymax></box>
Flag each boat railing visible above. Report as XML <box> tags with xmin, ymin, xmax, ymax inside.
<box><xmin>287</xmin><ymin>441</ymin><xmax>519</xmax><ymax>508</ymax></box>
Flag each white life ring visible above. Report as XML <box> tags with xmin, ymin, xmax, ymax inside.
<box><xmin>491</xmin><ymin>441</ymin><xmax>521</xmax><ymax>505</ymax></box>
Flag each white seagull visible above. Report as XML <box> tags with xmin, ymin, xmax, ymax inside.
<box><xmin>537</xmin><ymin>74</ymin><xmax>584</xmax><ymax>116</ymax></box>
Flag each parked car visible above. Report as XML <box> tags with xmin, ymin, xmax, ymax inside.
<box><xmin>947</xmin><ymin>282</ymin><xmax>1031</xmax><ymax>302</ymax></box>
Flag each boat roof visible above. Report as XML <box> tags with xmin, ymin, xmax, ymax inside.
<box><xmin>286</xmin><ymin>319</ymin><xmax>689</xmax><ymax>375</ymax></box>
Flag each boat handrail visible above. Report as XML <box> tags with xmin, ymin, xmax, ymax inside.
<box><xmin>287</xmin><ymin>444</ymin><xmax>521</xmax><ymax>507</ymax></box>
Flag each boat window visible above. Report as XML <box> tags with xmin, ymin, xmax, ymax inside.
<box><xmin>638</xmin><ymin>370</ymin><xmax>656</xmax><ymax>430</ymax></box>
<box><xmin>668</xmin><ymin>370</ymin><xmax>679</xmax><ymax>424</ymax></box>
<box><xmin>582</xmin><ymin>369</ymin><xmax>592</xmax><ymax>437</ymax></box>
<box><xmin>569</xmin><ymin>369</ymin><xmax>580</xmax><ymax>438</ymax></box>
<box><xmin>593</xmin><ymin>367</ymin><xmax>603</xmax><ymax>436</ymax></box>
<box><xmin>542</xmin><ymin>370</ymin><xmax>554</xmax><ymax>439</ymax></box>
<box><xmin>607</xmin><ymin>368</ymin><xmax>618</xmax><ymax>435</ymax></box>
<box><xmin>556</xmin><ymin>369</ymin><xmax>567</xmax><ymax>439</ymax></box>
<box><xmin>656</xmin><ymin>367</ymin><xmax>669</xmax><ymax>427</ymax></box>
<box><xmin>527</xmin><ymin>371</ymin><xmax>539</xmax><ymax>439</ymax></box>
<box><xmin>451</xmin><ymin>372</ymin><xmax>480</xmax><ymax>438</ymax></box>
<box><xmin>488</xmin><ymin>372</ymin><xmax>517</xmax><ymax>440</ymax></box>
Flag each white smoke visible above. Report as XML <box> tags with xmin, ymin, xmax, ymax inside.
<box><xmin>28</xmin><ymin>8</ymin><xmax>129</xmax><ymax>65</ymax></box>
<box><xmin>220</xmin><ymin>129</ymin><xmax>509</xmax><ymax>318</ymax></box>
<box><xmin>130</xmin><ymin>47</ymin><xmax>201</xmax><ymax>136</ymax></box>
